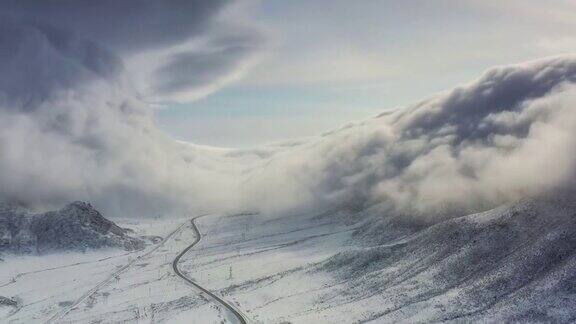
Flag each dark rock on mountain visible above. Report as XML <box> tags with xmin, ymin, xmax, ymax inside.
<box><xmin>0</xmin><ymin>201</ymin><xmax>143</xmax><ymax>255</ymax></box>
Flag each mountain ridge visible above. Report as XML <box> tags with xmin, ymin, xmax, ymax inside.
<box><xmin>0</xmin><ymin>201</ymin><xmax>143</xmax><ymax>255</ymax></box>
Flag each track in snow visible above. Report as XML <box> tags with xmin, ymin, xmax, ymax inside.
<box><xmin>45</xmin><ymin>220</ymin><xmax>189</xmax><ymax>324</ymax></box>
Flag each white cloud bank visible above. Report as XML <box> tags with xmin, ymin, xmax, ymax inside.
<box><xmin>241</xmin><ymin>56</ymin><xmax>576</xmax><ymax>221</ymax></box>
<box><xmin>1</xmin><ymin>2</ymin><xmax>576</xmax><ymax>221</ymax></box>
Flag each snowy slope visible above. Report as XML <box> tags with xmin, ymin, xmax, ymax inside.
<box><xmin>315</xmin><ymin>193</ymin><xmax>576</xmax><ymax>322</ymax></box>
<box><xmin>178</xmin><ymin>193</ymin><xmax>576</xmax><ymax>323</ymax></box>
<box><xmin>2</xmin><ymin>194</ymin><xmax>576</xmax><ymax>323</ymax></box>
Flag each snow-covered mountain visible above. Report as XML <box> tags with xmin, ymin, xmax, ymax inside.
<box><xmin>0</xmin><ymin>201</ymin><xmax>143</xmax><ymax>255</ymax></box>
<box><xmin>304</xmin><ymin>191</ymin><xmax>576</xmax><ymax>322</ymax></box>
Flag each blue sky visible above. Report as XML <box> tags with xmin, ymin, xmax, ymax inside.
<box><xmin>155</xmin><ymin>0</ymin><xmax>576</xmax><ymax>147</ymax></box>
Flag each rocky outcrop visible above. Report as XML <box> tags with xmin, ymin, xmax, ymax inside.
<box><xmin>0</xmin><ymin>202</ymin><xmax>143</xmax><ymax>255</ymax></box>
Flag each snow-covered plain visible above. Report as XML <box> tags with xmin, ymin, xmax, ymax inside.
<box><xmin>1</xmin><ymin>210</ymin><xmax>357</xmax><ymax>323</ymax></box>
<box><xmin>0</xmin><ymin>218</ymin><xmax>186</xmax><ymax>323</ymax></box>
<box><xmin>4</xmin><ymin>192</ymin><xmax>576</xmax><ymax>323</ymax></box>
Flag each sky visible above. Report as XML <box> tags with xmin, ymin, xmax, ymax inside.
<box><xmin>2</xmin><ymin>0</ymin><xmax>576</xmax><ymax>217</ymax></box>
<box><xmin>155</xmin><ymin>0</ymin><xmax>576</xmax><ymax>147</ymax></box>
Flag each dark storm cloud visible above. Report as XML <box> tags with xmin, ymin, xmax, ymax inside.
<box><xmin>0</xmin><ymin>18</ymin><xmax>123</xmax><ymax>111</ymax></box>
<box><xmin>0</xmin><ymin>0</ymin><xmax>264</xmax><ymax>102</ymax></box>
<box><xmin>1</xmin><ymin>0</ymin><xmax>228</xmax><ymax>53</ymax></box>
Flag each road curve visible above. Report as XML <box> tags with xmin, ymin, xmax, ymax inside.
<box><xmin>172</xmin><ymin>216</ymin><xmax>249</xmax><ymax>324</ymax></box>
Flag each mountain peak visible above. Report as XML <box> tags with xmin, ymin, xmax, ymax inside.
<box><xmin>0</xmin><ymin>201</ymin><xmax>144</xmax><ymax>255</ymax></box>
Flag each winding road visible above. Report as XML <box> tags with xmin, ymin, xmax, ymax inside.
<box><xmin>172</xmin><ymin>216</ymin><xmax>249</xmax><ymax>324</ymax></box>
<box><xmin>45</xmin><ymin>215</ymin><xmax>248</xmax><ymax>324</ymax></box>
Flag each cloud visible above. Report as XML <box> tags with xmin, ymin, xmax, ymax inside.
<box><xmin>151</xmin><ymin>25</ymin><xmax>265</xmax><ymax>102</ymax></box>
<box><xmin>1</xmin><ymin>0</ymin><xmax>265</xmax><ymax>102</ymax></box>
<box><xmin>1</xmin><ymin>0</ymin><xmax>576</xmax><ymax>223</ymax></box>
<box><xmin>2</xmin><ymin>0</ymin><xmax>227</xmax><ymax>51</ymax></box>
<box><xmin>241</xmin><ymin>55</ymin><xmax>576</xmax><ymax>221</ymax></box>
<box><xmin>0</xmin><ymin>18</ymin><xmax>124</xmax><ymax>111</ymax></box>
<box><xmin>0</xmin><ymin>1</ymin><xmax>264</xmax><ymax>217</ymax></box>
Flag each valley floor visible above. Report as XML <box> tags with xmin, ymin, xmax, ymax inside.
<box><xmin>3</xmin><ymin>196</ymin><xmax>576</xmax><ymax>323</ymax></box>
<box><xmin>1</xmin><ymin>211</ymin><xmax>363</xmax><ymax>323</ymax></box>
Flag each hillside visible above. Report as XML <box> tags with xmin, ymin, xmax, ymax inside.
<box><xmin>0</xmin><ymin>201</ymin><xmax>143</xmax><ymax>255</ymax></box>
